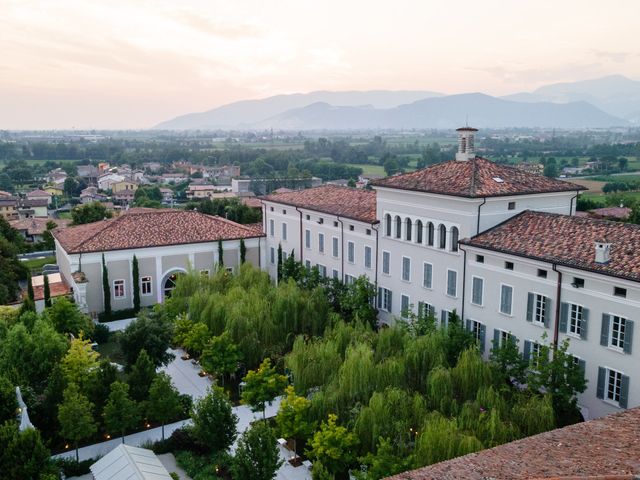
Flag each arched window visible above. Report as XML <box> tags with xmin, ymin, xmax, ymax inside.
<box><xmin>439</xmin><ymin>224</ymin><xmax>447</xmax><ymax>249</ymax></box>
<box><xmin>450</xmin><ymin>227</ymin><xmax>459</xmax><ymax>252</ymax></box>
<box><xmin>405</xmin><ymin>218</ymin><xmax>412</xmax><ymax>241</ymax></box>
<box><xmin>416</xmin><ymin>220</ymin><xmax>423</xmax><ymax>244</ymax></box>
<box><xmin>385</xmin><ymin>214</ymin><xmax>392</xmax><ymax>237</ymax></box>
<box><xmin>427</xmin><ymin>222</ymin><xmax>434</xmax><ymax>246</ymax></box>
<box><xmin>395</xmin><ymin>216</ymin><xmax>402</xmax><ymax>239</ymax></box>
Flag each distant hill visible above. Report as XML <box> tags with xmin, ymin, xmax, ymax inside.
<box><xmin>155</xmin><ymin>75</ymin><xmax>637</xmax><ymax>130</ymax></box>
<box><xmin>154</xmin><ymin>90</ymin><xmax>442</xmax><ymax>130</ymax></box>
<box><xmin>251</xmin><ymin>93</ymin><xmax>627</xmax><ymax>130</ymax></box>
<box><xmin>502</xmin><ymin>75</ymin><xmax>640</xmax><ymax>120</ymax></box>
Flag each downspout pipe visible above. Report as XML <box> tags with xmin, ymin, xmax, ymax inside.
<box><xmin>295</xmin><ymin>207</ymin><xmax>303</xmax><ymax>263</ymax></box>
<box><xmin>569</xmin><ymin>189</ymin><xmax>580</xmax><ymax>216</ymax></box>
<box><xmin>476</xmin><ymin>197</ymin><xmax>487</xmax><ymax>235</ymax></box>
<box><xmin>337</xmin><ymin>216</ymin><xmax>345</xmax><ymax>282</ymax></box>
<box><xmin>552</xmin><ymin>264</ymin><xmax>562</xmax><ymax>349</ymax></box>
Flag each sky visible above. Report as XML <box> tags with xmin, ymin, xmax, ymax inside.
<box><xmin>1</xmin><ymin>0</ymin><xmax>639</xmax><ymax>129</ymax></box>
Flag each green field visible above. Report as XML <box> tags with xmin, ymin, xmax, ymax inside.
<box><xmin>21</xmin><ymin>255</ymin><xmax>56</xmax><ymax>273</ymax></box>
<box><xmin>345</xmin><ymin>163</ymin><xmax>386</xmax><ymax>176</ymax></box>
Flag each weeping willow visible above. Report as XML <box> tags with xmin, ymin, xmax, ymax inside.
<box><xmin>451</xmin><ymin>348</ymin><xmax>493</xmax><ymax>402</ymax></box>
<box><xmin>403</xmin><ymin>333</ymin><xmax>447</xmax><ymax>393</ymax></box>
<box><xmin>511</xmin><ymin>393</ymin><xmax>555</xmax><ymax>437</ymax></box>
<box><xmin>286</xmin><ymin>336</ymin><xmax>342</xmax><ymax>393</ymax></box>
<box><xmin>426</xmin><ymin>366</ymin><xmax>454</xmax><ymax>413</ymax></box>
<box><xmin>373</xmin><ymin>326</ymin><xmax>409</xmax><ymax>363</ymax></box>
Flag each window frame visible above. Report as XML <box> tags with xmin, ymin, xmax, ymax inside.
<box><xmin>446</xmin><ymin>269</ymin><xmax>457</xmax><ymax>298</ymax></box>
<box><xmin>113</xmin><ymin>279</ymin><xmax>126</xmax><ymax>299</ymax></box>
<box><xmin>401</xmin><ymin>256</ymin><xmax>411</xmax><ymax>282</ymax></box>
<box><xmin>269</xmin><ymin>219</ymin><xmax>275</xmax><ymax>237</ymax></box>
<box><xmin>332</xmin><ymin>236</ymin><xmax>339</xmax><ymax>258</ymax></box>
<box><xmin>140</xmin><ymin>275</ymin><xmax>152</xmax><ymax>296</ymax></box>
<box><xmin>568</xmin><ymin>303</ymin><xmax>584</xmax><ymax>338</ymax></box>
<box><xmin>305</xmin><ymin>229</ymin><xmax>311</xmax><ymax>249</ymax></box>
<box><xmin>609</xmin><ymin>314</ymin><xmax>627</xmax><ymax>352</ymax></box>
<box><xmin>347</xmin><ymin>241</ymin><xmax>355</xmax><ymax>264</ymax></box>
<box><xmin>282</xmin><ymin>222</ymin><xmax>287</xmax><ymax>241</ymax></box>
<box><xmin>499</xmin><ymin>283</ymin><xmax>513</xmax><ymax>315</ymax></box>
<box><xmin>605</xmin><ymin>367</ymin><xmax>623</xmax><ymax>404</ymax></box>
<box><xmin>364</xmin><ymin>245</ymin><xmax>372</xmax><ymax>269</ymax></box>
<box><xmin>422</xmin><ymin>262</ymin><xmax>433</xmax><ymax>289</ymax></box>
<box><xmin>532</xmin><ymin>293</ymin><xmax>547</xmax><ymax>326</ymax></box>
<box><xmin>471</xmin><ymin>276</ymin><xmax>484</xmax><ymax>306</ymax></box>
<box><xmin>318</xmin><ymin>232</ymin><xmax>325</xmax><ymax>253</ymax></box>
<box><xmin>382</xmin><ymin>250</ymin><xmax>391</xmax><ymax>276</ymax></box>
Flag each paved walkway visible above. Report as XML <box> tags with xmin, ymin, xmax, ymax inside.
<box><xmin>99</xmin><ymin>317</ymin><xmax>136</xmax><ymax>332</ymax></box>
<box><xmin>158</xmin><ymin>348</ymin><xmax>212</xmax><ymax>400</ymax></box>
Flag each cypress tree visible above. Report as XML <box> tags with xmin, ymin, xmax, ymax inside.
<box><xmin>218</xmin><ymin>239</ymin><xmax>224</xmax><ymax>268</ymax></box>
<box><xmin>240</xmin><ymin>238</ymin><xmax>246</xmax><ymax>264</ymax></box>
<box><xmin>132</xmin><ymin>255</ymin><xmax>140</xmax><ymax>312</ymax></box>
<box><xmin>102</xmin><ymin>254</ymin><xmax>111</xmax><ymax>318</ymax></box>
<box><xmin>27</xmin><ymin>273</ymin><xmax>35</xmax><ymax>302</ymax></box>
<box><xmin>277</xmin><ymin>243</ymin><xmax>283</xmax><ymax>282</ymax></box>
<box><xmin>43</xmin><ymin>274</ymin><xmax>51</xmax><ymax>308</ymax></box>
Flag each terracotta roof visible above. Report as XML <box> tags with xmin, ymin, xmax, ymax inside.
<box><xmin>10</xmin><ymin>218</ymin><xmax>70</xmax><ymax>236</ymax></box>
<box><xmin>460</xmin><ymin>210</ymin><xmax>640</xmax><ymax>283</ymax></box>
<box><xmin>53</xmin><ymin>210</ymin><xmax>264</xmax><ymax>254</ymax></box>
<box><xmin>371</xmin><ymin>157</ymin><xmax>583</xmax><ymax>198</ymax></box>
<box><xmin>20</xmin><ymin>198</ymin><xmax>48</xmax><ymax>208</ymax></box>
<box><xmin>387</xmin><ymin>408</ymin><xmax>640</xmax><ymax>480</ymax></box>
<box><xmin>28</xmin><ymin>273</ymin><xmax>71</xmax><ymax>302</ymax></box>
<box><xmin>26</xmin><ymin>189</ymin><xmax>52</xmax><ymax>197</ymax></box>
<box><xmin>589</xmin><ymin>207</ymin><xmax>632</xmax><ymax>220</ymax></box>
<box><xmin>261</xmin><ymin>185</ymin><xmax>377</xmax><ymax>223</ymax></box>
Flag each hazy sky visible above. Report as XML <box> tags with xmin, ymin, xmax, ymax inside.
<box><xmin>1</xmin><ymin>0</ymin><xmax>639</xmax><ymax>129</ymax></box>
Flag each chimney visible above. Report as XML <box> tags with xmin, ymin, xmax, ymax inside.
<box><xmin>594</xmin><ymin>240</ymin><xmax>611</xmax><ymax>264</ymax></box>
<box><xmin>456</xmin><ymin>127</ymin><xmax>478</xmax><ymax>161</ymax></box>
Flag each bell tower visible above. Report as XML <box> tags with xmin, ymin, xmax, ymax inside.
<box><xmin>455</xmin><ymin>127</ymin><xmax>478</xmax><ymax>161</ymax></box>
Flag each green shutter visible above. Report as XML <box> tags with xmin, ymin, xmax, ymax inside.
<box><xmin>493</xmin><ymin>329</ymin><xmax>500</xmax><ymax>350</ymax></box>
<box><xmin>624</xmin><ymin>319</ymin><xmax>634</xmax><ymax>354</ymax></box>
<box><xmin>441</xmin><ymin>310</ymin><xmax>447</xmax><ymax>326</ymax></box>
<box><xmin>581</xmin><ymin>308</ymin><xmax>589</xmax><ymax>340</ymax></box>
<box><xmin>388</xmin><ymin>291</ymin><xmax>392</xmax><ymax>312</ymax></box>
<box><xmin>578</xmin><ymin>359</ymin><xmax>586</xmax><ymax>375</ymax></box>
<box><xmin>600</xmin><ymin>314</ymin><xmax>610</xmax><ymax>346</ymax></box>
<box><xmin>559</xmin><ymin>303</ymin><xmax>569</xmax><ymax>333</ymax></box>
<box><xmin>620</xmin><ymin>375</ymin><xmax>630</xmax><ymax>408</ymax></box>
<box><xmin>523</xmin><ymin>340</ymin><xmax>531</xmax><ymax>362</ymax></box>
<box><xmin>596</xmin><ymin>367</ymin><xmax>606</xmax><ymax>399</ymax></box>
<box><xmin>543</xmin><ymin>296</ymin><xmax>551</xmax><ymax>328</ymax></box>
<box><xmin>479</xmin><ymin>324</ymin><xmax>486</xmax><ymax>354</ymax></box>
<box><xmin>377</xmin><ymin>287</ymin><xmax>382</xmax><ymax>309</ymax></box>
<box><xmin>526</xmin><ymin>293</ymin><xmax>534</xmax><ymax>322</ymax></box>
<box><xmin>465</xmin><ymin>319</ymin><xmax>471</xmax><ymax>331</ymax></box>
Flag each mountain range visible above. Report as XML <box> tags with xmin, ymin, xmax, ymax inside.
<box><xmin>155</xmin><ymin>75</ymin><xmax>640</xmax><ymax>130</ymax></box>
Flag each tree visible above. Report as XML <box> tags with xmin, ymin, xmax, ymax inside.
<box><xmin>200</xmin><ymin>333</ymin><xmax>241</xmax><ymax>385</ymax></box>
<box><xmin>232</xmin><ymin>420</ymin><xmax>283</xmax><ymax>480</ymax></box>
<box><xmin>240</xmin><ymin>238</ymin><xmax>246</xmax><ymax>264</ymax></box>
<box><xmin>127</xmin><ymin>349</ymin><xmax>157</xmax><ymax>402</ymax></box>
<box><xmin>120</xmin><ymin>311</ymin><xmax>174</xmax><ymax>368</ymax></box>
<box><xmin>147</xmin><ymin>373</ymin><xmax>183</xmax><ymax>440</ymax></box>
<box><xmin>27</xmin><ymin>273</ymin><xmax>35</xmax><ymax>303</ymax></box>
<box><xmin>63</xmin><ymin>177</ymin><xmax>79</xmax><ymax>197</ymax></box>
<box><xmin>218</xmin><ymin>239</ymin><xmax>224</xmax><ymax>267</ymax></box>
<box><xmin>104</xmin><ymin>381</ymin><xmax>139</xmax><ymax>443</ymax></box>
<box><xmin>60</xmin><ymin>335</ymin><xmax>100</xmax><ymax>390</ymax></box>
<box><xmin>45</xmin><ymin>296</ymin><xmax>93</xmax><ymax>336</ymax></box>
<box><xmin>71</xmin><ymin>201</ymin><xmax>112</xmax><ymax>225</ymax></box>
<box><xmin>41</xmin><ymin>221</ymin><xmax>58</xmax><ymax>250</ymax></box>
<box><xmin>102</xmin><ymin>254</ymin><xmax>111</xmax><ymax>318</ymax></box>
<box><xmin>42</xmin><ymin>274</ymin><xmax>51</xmax><ymax>308</ymax></box>
<box><xmin>241</xmin><ymin>358</ymin><xmax>288</xmax><ymax>419</ymax></box>
<box><xmin>0</xmin><ymin>421</ymin><xmax>51</xmax><ymax>480</ymax></box>
<box><xmin>0</xmin><ymin>173</ymin><xmax>14</xmax><ymax>193</ymax></box>
<box><xmin>490</xmin><ymin>334</ymin><xmax>528</xmax><ymax>386</ymax></box>
<box><xmin>383</xmin><ymin>157</ymin><xmax>401</xmax><ymax>176</ymax></box>
<box><xmin>306</xmin><ymin>413</ymin><xmax>358</xmax><ymax>479</ymax></box>
<box><xmin>0</xmin><ymin>375</ymin><xmax>16</xmax><ymax>424</ymax></box>
<box><xmin>276</xmin><ymin>386</ymin><xmax>316</xmax><ymax>456</ymax></box>
<box><xmin>132</xmin><ymin>255</ymin><xmax>140</xmax><ymax>312</ymax></box>
<box><xmin>58</xmin><ymin>383</ymin><xmax>97</xmax><ymax>461</ymax></box>
<box><xmin>277</xmin><ymin>244</ymin><xmax>283</xmax><ymax>282</ymax></box>
<box><xmin>191</xmin><ymin>386</ymin><xmax>238</xmax><ymax>453</ymax></box>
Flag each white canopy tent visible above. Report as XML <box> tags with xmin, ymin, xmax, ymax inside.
<box><xmin>90</xmin><ymin>444</ymin><xmax>173</xmax><ymax>480</ymax></box>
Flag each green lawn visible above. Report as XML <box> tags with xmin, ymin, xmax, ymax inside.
<box><xmin>345</xmin><ymin>163</ymin><xmax>386</xmax><ymax>176</ymax></box>
<box><xmin>21</xmin><ymin>255</ymin><xmax>56</xmax><ymax>273</ymax></box>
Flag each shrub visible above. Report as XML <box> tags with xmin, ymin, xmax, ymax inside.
<box><xmin>98</xmin><ymin>308</ymin><xmax>139</xmax><ymax>323</ymax></box>
<box><xmin>92</xmin><ymin>323</ymin><xmax>110</xmax><ymax>344</ymax></box>
<box><xmin>53</xmin><ymin>457</ymin><xmax>96</xmax><ymax>476</ymax></box>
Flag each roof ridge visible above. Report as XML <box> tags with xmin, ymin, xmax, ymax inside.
<box><xmin>70</xmin><ymin>216</ymin><xmax>121</xmax><ymax>250</ymax></box>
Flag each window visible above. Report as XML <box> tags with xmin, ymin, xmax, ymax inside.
<box><xmin>446</xmin><ymin>270</ymin><xmax>457</xmax><ymax>297</ymax></box>
<box><xmin>402</xmin><ymin>256</ymin><xmax>411</xmax><ymax>282</ymax></box>
<box><xmin>467</xmin><ymin>320</ymin><xmax>486</xmax><ymax>353</ymax></box>
<box><xmin>318</xmin><ymin>265</ymin><xmax>326</xmax><ymax>277</ymax></box>
<box><xmin>614</xmin><ymin>287</ymin><xmax>627</xmax><ymax>298</ymax></box>
<box><xmin>572</xmin><ymin>277</ymin><xmax>585</xmax><ymax>288</ymax></box>
<box><xmin>598</xmin><ymin>367</ymin><xmax>629</xmax><ymax>407</ymax></box>
<box><xmin>505</xmin><ymin>261</ymin><xmax>514</xmax><ymax>270</ymax></box>
<box><xmin>401</xmin><ymin>295</ymin><xmax>410</xmax><ymax>318</ymax></box>
<box><xmin>471</xmin><ymin>277</ymin><xmax>484</xmax><ymax>306</ymax></box>
<box><xmin>525</xmin><ymin>341</ymin><xmax>544</xmax><ymax>367</ymax></box>
<box><xmin>405</xmin><ymin>218</ymin><xmax>412</xmax><ymax>241</ymax></box>
<box><xmin>332</xmin><ymin>269</ymin><xmax>339</xmax><ymax>279</ymax></box>
<box><xmin>422</xmin><ymin>263</ymin><xmax>433</xmax><ymax>289</ymax></box>
<box><xmin>349</xmin><ymin>225</ymin><xmax>354</xmax><ymax>231</ymax></box>
<box><xmin>269</xmin><ymin>219</ymin><xmax>274</xmax><ymax>237</ymax></box>
<box><xmin>395</xmin><ymin>216</ymin><xmax>401</xmax><ymax>239</ymax></box>
<box><xmin>385</xmin><ymin>214</ymin><xmax>392</xmax><ymax>236</ymax></box>
<box><xmin>305</xmin><ymin>260</ymin><xmax>311</xmax><ymax>270</ymax></box>
<box><xmin>382</xmin><ymin>251</ymin><xmax>390</xmax><ymax>275</ymax></box>
<box><xmin>113</xmin><ymin>279</ymin><xmax>125</xmax><ymax>298</ymax></box>
<box><xmin>416</xmin><ymin>220</ymin><xmax>423</xmax><ymax>243</ymax></box>
<box><xmin>141</xmin><ymin>276</ymin><xmax>152</xmax><ymax>296</ymax></box>
<box><xmin>476</xmin><ymin>254</ymin><xmax>484</xmax><ymax>263</ymax></box>
<box><xmin>378</xmin><ymin>287</ymin><xmax>392</xmax><ymax>312</ymax></box>
<box><xmin>306</xmin><ymin>214</ymin><xmax>310</xmax><ymax>220</ymax></box>
<box><xmin>333</xmin><ymin>221</ymin><xmax>338</xmax><ymax>227</ymax></box>
<box><xmin>225</xmin><ymin>267</ymin><xmax>233</xmax><ymax>274</ymax></box>
<box><xmin>366</xmin><ymin>229</ymin><xmax>371</xmax><ymax>236</ymax></box>
<box><xmin>364</xmin><ymin>246</ymin><xmax>372</xmax><ymax>269</ymax></box>
<box><xmin>270</xmin><ymin>247</ymin><xmax>275</xmax><ymax>264</ymax></box>
<box><xmin>527</xmin><ymin>293</ymin><xmax>549</xmax><ymax>326</ymax></box>
<box><xmin>305</xmin><ymin>229</ymin><xmax>311</xmax><ymax>249</ymax></box>
<box><xmin>537</xmin><ymin>269</ymin><xmax>547</xmax><ymax>278</ymax></box>
<box><xmin>495</xmin><ymin>329</ymin><xmax>514</xmax><ymax>348</ymax></box>
<box><xmin>347</xmin><ymin>241</ymin><xmax>355</xmax><ymax>263</ymax></box>
<box><xmin>450</xmin><ymin>227</ymin><xmax>459</xmax><ymax>252</ymax></box>
<box><xmin>270</xmin><ymin>207</ymin><xmax>274</xmax><ymax>212</ymax></box>
<box><xmin>418</xmin><ymin>302</ymin><xmax>435</xmax><ymax>319</ymax></box>
<box><xmin>508</xmin><ymin>201</ymin><xmax>516</xmax><ymax>210</ymax></box>
<box><xmin>282</xmin><ymin>209</ymin><xmax>287</xmax><ymax>214</ymax></box>
<box><xmin>439</xmin><ymin>224</ymin><xmax>447</xmax><ymax>249</ymax></box>
<box><xmin>282</xmin><ymin>251</ymin><xmax>288</xmax><ymax>261</ymax></box>
<box><xmin>427</xmin><ymin>222</ymin><xmax>434</xmax><ymax>246</ymax></box>
<box><xmin>500</xmin><ymin>285</ymin><xmax>513</xmax><ymax>315</ymax></box>
<box><xmin>345</xmin><ymin>274</ymin><xmax>355</xmax><ymax>284</ymax></box>
<box><xmin>332</xmin><ymin>237</ymin><xmax>339</xmax><ymax>257</ymax></box>
<box><xmin>318</xmin><ymin>233</ymin><xmax>325</xmax><ymax>253</ymax></box>
<box><xmin>282</xmin><ymin>223</ymin><xmax>287</xmax><ymax>240</ymax></box>
<box><xmin>565</xmin><ymin>303</ymin><xmax>585</xmax><ymax>338</ymax></box>
<box><xmin>318</xmin><ymin>218</ymin><xmax>324</xmax><ymax>224</ymax></box>
<box><xmin>602</xmin><ymin>314</ymin><xmax>633</xmax><ymax>353</ymax></box>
